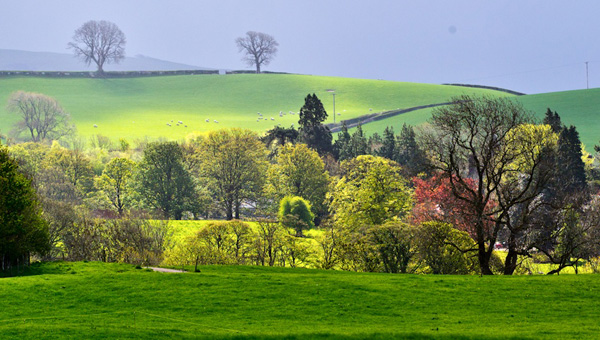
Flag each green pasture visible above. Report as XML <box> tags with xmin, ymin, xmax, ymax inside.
<box><xmin>0</xmin><ymin>74</ymin><xmax>507</xmax><ymax>143</ymax></box>
<box><xmin>348</xmin><ymin>87</ymin><xmax>600</xmax><ymax>149</ymax></box>
<box><xmin>516</xmin><ymin>88</ymin><xmax>600</xmax><ymax>148</ymax></box>
<box><xmin>0</xmin><ymin>261</ymin><xmax>599</xmax><ymax>339</ymax></box>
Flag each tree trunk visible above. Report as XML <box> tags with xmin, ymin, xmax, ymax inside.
<box><xmin>478</xmin><ymin>242</ymin><xmax>493</xmax><ymax>275</ymax></box>
<box><xmin>503</xmin><ymin>234</ymin><xmax>518</xmax><ymax>275</ymax></box>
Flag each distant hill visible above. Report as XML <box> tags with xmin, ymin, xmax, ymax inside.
<box><xmin>0</xmin><ymin>74</ymin><xmax>511</xmax><ymax>142</ymax></box>
<box><xmin>0</xmin><ymin>49</ymin><xmax>216</xmax><ymax>72</ymax></box>
<box><xmin>350</xmin><ymin>87</ymin><xmax>600</xmax><ymax>150</ymax></box>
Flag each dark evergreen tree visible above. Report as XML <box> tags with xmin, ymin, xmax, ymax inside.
<box><xmin>349</xmin><ymin>124</ymin><xmax>369</xmax><ymax>157</ymax></box>
<box><xmin>543</xmin><ymin>108</ymin><xmax>563</xmax><ymax>134</ymax></box>
<box><xmin>368</xmin><ymin>132</ymin><xmax>383</xmax><ymax>154</ymax></box>
<box><xmin>377</xmin><ymin>126</ymin><xmax>396</xmax><ymax>160</ymax></box>
<box><xmin>333</xmin><ymin>122</ymin><xmax>352</xmax><ymax>161</ymax></box>
<box><xmin>261</xmin><ymin>126</ymin><xmax>299</xmax><ymax>148</ymax></box>
<box><xmin>0</xmin><ymin>147</ymin><xmax>49</xmax><ymax>271</ymax></box>
<box><xmin>395</xmin><ymin>124</ymin><xmax>429</xmax><ymax>177</ymax></box>
<box><xmin>261</xmin><ymin>126</ymin><xmax>299</xmax><ymax>160</ymax></box>
<box><xmin>298</xmin><ymin>94</ymin><xmax>333</xmax><ymax>155</ymax></box>
<box><xmin>556</xmin><ymin>125</ymin><xmax>587</xmax><ymax>194</ymax></box>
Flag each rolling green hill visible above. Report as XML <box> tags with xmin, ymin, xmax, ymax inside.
<box><xmin>1</xmin><ymin>261</ymin><xmax>599</xmax><ymax>339</ymax></box>
<box><xmin>0</xmin><ymin>74</ymin><xmax>510</xmax><ymax>143</ymax></box>
<box><xmin>517</xmin><ymin>88</ymin><xmax>600</xmax><ymax>149</ymax></box>
<box><xmin>349</xmin><ymin>88</ymin><xmax>600</xmax><ymax>149</ymax></box>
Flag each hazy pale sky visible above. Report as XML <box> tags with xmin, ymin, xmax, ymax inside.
<box><xmin>1</xmin><ymin>1</ymin><xmax>598</xmax><ymax>94</ymax></box>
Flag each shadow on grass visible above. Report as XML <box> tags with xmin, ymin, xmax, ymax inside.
<box><xmin>0</xmin><ymin>261</ymin><xmax>74</xmax><ymax>278</ymax></box>
<box><xmin>205</xmin><ymin>333</ymin><xmax>535</xmax><ymax>340</ymax></box>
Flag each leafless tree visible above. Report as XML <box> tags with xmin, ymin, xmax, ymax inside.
<box><xmin>68</xmin><ymin>20</ymin><xmax>126</xmax><ymax>74</ymax></box>
<box><xmin>7</xmin><ymin>91</ymin><xmax>74</xmax><ymax>142</ymax></box>
<box><xmin>235</xmin><ymin>31</ymin><xmax>279</xmax><ymax>73</ymax></box>
<box><xmin>421</xmin><ymin>95</ymin><xmax>555</xmax><ymax>275</ymax></box>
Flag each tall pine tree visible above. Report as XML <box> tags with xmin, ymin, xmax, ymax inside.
<box><xmin>377</xmin><ymin>126</ymin><xmax>396</xmax><ymax>160</ymax></box>
<box><xmin>556</xmin><ymin>125</ymin><xmax>587</xmax><ymax>194</ymax></box>
<box><xmin>298</xmin><ymin>94</ymin><xmax>333</xmax><ymax>155</ymax></box>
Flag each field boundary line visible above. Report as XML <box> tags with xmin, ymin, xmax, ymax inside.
<box><xmin>0</xmin><ymin>310</ymin><xmax>128</xmax><ymax>323</ymax></box>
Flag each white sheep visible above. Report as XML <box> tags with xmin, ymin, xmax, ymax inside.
<box><xmin>93</xmin><ymin>124</ymin><xmax>98</xmax><ymax>128</ymax></box>
<box><xmin>206</xmin><ymin>119</ymin><xmax>210</xmax><ymax>122</ymax></box>
<box><xmin>214</xmin><ymin>120</ymin><xmax>219</xmax><ymax>123</ymax></box>
<box><xmin>271</xmin><ymin>117</ymin><xmax>274</xmax><ymax>120</ymax></box>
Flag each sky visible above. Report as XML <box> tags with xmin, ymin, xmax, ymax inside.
<box><xmin>1</xmin><ymin>1</ymin><xmax>599</xmax><ymax>94</ymax></box>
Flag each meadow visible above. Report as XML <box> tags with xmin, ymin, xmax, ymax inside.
<box><xmin>0</xmin><ymin>74</ymin><xmax>508</xmax><ymax>142</ymax></box>
<box><xmin>348</xmin><ymin>87</ymin><xmax>600</xmax><ymax>149</ymax></box>
<box><xmin>0</xmin><ymin>261</ymin><xmax>598</xmax><ymax>339</ymax></box>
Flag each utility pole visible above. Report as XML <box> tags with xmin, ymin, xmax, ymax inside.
<box><xmin>327</xmin><ymin>89</ymin><xmax>336</xmax><ymax>123</ymax></box>
<box><xmin>586</xmin><ymin>61</ymin><xmax>589</xmax><ymax>89</ymax></box>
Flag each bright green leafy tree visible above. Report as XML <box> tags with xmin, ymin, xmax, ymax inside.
<box><xmin>329</xmin><ymin>155</ymin><xmax>413</xmax><ymax>229</ymax></box>
<box><xmin>95</xmin><ymin>157</ymin><xmax>136</xmax><ymax>215</ymax></box>
<box><xmin>137</xmin><ymin>141</ymin><xmax>197</xmax><ymax>220</ymax></box>
<box><xmin>278</xmin><ymin>196</ymin><xmax>315</xmax><ymax>236</ymax></box>
<box><xmin>265</xmin><ymin>143</ymin><xmax>330</xmax><ymax>220</ymax></box>
<box><xmin>199</xmin><ymin>128</ymin><xmax>268</xmax><ymax>220</ymax></box>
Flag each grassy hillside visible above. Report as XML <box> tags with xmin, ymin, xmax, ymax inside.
<box><xmin>0</xmin><ymin>74</ymin><xmax>509</xmax><ymax>143</ymax></box>
<box><xmin>348</xmin><ymin>88</ymin><xmax>600</xmax><ymax>149</ymax></box>
<box><xmin>516</xmin><ymin>88</ymin><xmax>600</xmax><ymax>148</ymax></box>
<box><xmin>0</xmin><ymin>261</ymin><xmax>598</xmax><ymax>339</ymax></box>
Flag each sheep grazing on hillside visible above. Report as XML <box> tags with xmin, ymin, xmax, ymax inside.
<box><xmin>93</xmin><ymin>124</ymin><xmax>98</xmax><ymax>128</ymax></box>
<box><xmin>178</xmin><ymin>121</ymin><xmax>183</xmax><ymax>124</ymax></box>
<box><xmin>166</xmin><ymin>123</ymin><xmax>171</xmax><ymax>126</ymax></box>
<box><xmin>184</xmin><ymin>125</ymin><xmax>187</xmax><ymax>127</ymax></box>
<box><xmin>206</xmin><ymin>119</ymin><xmax>210</xmax><ymax>122</ymax></box>
<box><xmin>214</xmin><ymin>120</ymin><xmax>219</xmax><ymax>123</ymax></box>
<box><xmin>270</xmin><ymin>117</ymin><xmax>274</xmax><ymax>120</ymax></box>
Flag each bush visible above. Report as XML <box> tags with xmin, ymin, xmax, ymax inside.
<box><xmin>415</xmin><ymin>221</ymin><xmax>478</xmax><ymax>274</ymax></box>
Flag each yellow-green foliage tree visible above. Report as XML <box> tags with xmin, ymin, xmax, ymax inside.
<box><xmin>95</xmin><ymin>157</ymin><xmax>136</xmax><ymax>215</ymax></box>
<box><xmin>329</xmin><ymin>155</ymin><xmax>413</xmax><ymax>229</ymax></box>
<box><xmin>278</xmin><ymin>196</ymin><xmax>314</xmax><ymax>236</ymax></box>
<box><xmin>199</xmin><ymin>129</ymin><xmax>268</xmax><ymax>220</ymax></box>
<box><xmin>265</xmin><ymin>144</ymin><xmax>330</xmax><ymax>219</ymax></box>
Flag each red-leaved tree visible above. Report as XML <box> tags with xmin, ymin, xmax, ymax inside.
<box><xmin>412</xmin><ymin>173</ymin><xmax>495</xmax><ymax>239</ymax></box>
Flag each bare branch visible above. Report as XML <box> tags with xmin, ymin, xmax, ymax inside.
<box><xmin>68</xmin><ymin>20</ymin><xmax>126</xmax><ymax>74</ymax></box>
<box><xmin>235</xmin><ymin>31</ymin><xmax>278</xmax><ymax>73</ymax></box>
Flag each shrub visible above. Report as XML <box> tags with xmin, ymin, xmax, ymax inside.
<box><xmin>415</xmin><ymin>221</ymin><xmax>478</xmax><ymax>274</ymax></box>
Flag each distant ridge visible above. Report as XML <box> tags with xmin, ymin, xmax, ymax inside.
<box><xmin>443</xmin><ymin>83</ymin><xmax>525</xmax><ymax>96</ymax></box>
<box><xmin>0</xmin><ymin>49</ymin><xmax>217</xmax><ymax>72</ymax></box>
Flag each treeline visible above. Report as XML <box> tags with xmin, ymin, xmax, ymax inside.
<box><xmin>2</xmin><ymin>94</ymin><xmax>600</xmax><ymax>275</ymax></box>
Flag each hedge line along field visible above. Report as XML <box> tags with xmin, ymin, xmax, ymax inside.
<box><xmin>348</xmin><ymin>87</ymin><xmax>600</xmax><ymax>149</ymax></box>
<box><xmin>0</xmin><ymin>74</ymin><xmax>509</xmax><ymax>141</ymax></box>
<box><xmin>0</xmin><ymin>261</ymin><xmax>599</xmax><ymax>339</ymax></box>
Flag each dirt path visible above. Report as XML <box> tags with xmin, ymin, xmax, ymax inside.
<box><xmin>146</xmin><ymin>267</ymin><xmax>187</xmax><ymax>273</ymax></box>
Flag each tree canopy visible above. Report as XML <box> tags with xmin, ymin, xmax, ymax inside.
<box><xmin>68</xmin><ymin>20</ymin><xmax>126</xmax><ymax>74</ymax></box>
<box><xmin>0</xmin><ymin>147</ymin><xmax>49</xmax><ymax>271</ymax></box>
<box><xmin>235</xmin><ymin>31</ymin><xmax>278</xmax><ymax>73</ymax></box>
<box><xmin>7</xmin><ymin>91</ymin><xmax>74</xmax><ymax>143</ymax></box>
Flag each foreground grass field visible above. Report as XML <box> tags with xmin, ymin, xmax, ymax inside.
<box><xmin>0</xmin><ymin>74</ymin><xmax>508</xmax><ymax>142</ymax></box>
<box><xmin>1</xmin><ymin>261</ymin><xmax>598</xmax><ymax>339</ymax></box>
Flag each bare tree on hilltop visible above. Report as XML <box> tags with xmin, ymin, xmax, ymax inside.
<box><xmin>68</xmin><ymin>20</ymin><xmax>126</xmax><ymax>75</ymax></box>
<box><xmin>236</xmin><ymin>31</ymin><xmax>279</xmax><ymax>73</ymax></box>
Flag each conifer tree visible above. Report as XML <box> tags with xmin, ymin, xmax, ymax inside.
<box><xmin>298</xmin><ymin>94</ymin><xmax>333</xmax><ymax>156</ymax></box>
